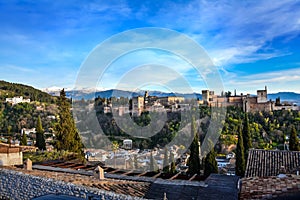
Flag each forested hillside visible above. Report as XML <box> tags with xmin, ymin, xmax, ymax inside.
<box><xmin>0</xmin><ymin>80</ymin><xmax>57</xmax><ymax>103</ymax></box>
<box><xmin>0</xmin><ymin>101</ymin><xmax>58</xmax><ymax>134</ymax></box>
<box><xmin>76</xmin><ymin>97</ymin><xmax>300</xmax><ymax>154</ymax></box>
<box><xmin>0</xmin><ymin>80</ymin><xmax>59</xmax><ymax>136</ymax></box>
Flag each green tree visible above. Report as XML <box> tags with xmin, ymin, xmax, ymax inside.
<box><xmin>204</xmin><ymin>142</ymin><xmax>218</xmax><ymax>177</ymax></box>
<box><xmin>36</xmin><ymin>116</ymin><xmax>46</xmax><ymax>150</ymax></box>
<box><xmin>243</xmin><ymin>113</ymin><xmax>252</xmax><ymax>159</ymax></box>
<box><xmin>133</xmin><ymin>154</ymin><xmax>138</xmax><ymax>169</ymax></box>
<box><xmin>236</xmin><ymin>124</ymin><xmax>246</xmax><ymax>176</ymax></box>
<box><xmin>7</xmin><ymin>125</ymin><xmax>12</xmax><ymax>135</ymax></box>
<box><xmin>20</xmin><ymin>133</ymin><xmax>27</xmax><ymax>146</ymax></box>
<box><xmin>55</xmin><ymin>89</ymin><xmax>84</xmax><ymax>155</ymax></box>
<box><xmin>163</xmin><ymin>148</ymin><xmax>169</xmax><ymax>173</ymax></box>
<box><xmin>187</xmin><ymin>116</ymin><xmax>201</xmax><ymax>175</ymax></box>
<box><xmin>169</xmin><ymin>152</ymin><xmax>176</xmax><ymax>174</ymax></box>
<box><xmin>289</xmin><ymin>126</ymin><xmax>300</xmax><ymax>151</ymax></box>
<box><xmin>112</xmin><ymin>141</ymin><xmax>119</xmax><ymax>168</ymax></box>
<box><xmin>149</xmin><ymin>152</ymin><xmax>155</xmax><ymax>171</ymax></box>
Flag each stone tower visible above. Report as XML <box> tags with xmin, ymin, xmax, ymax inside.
<box><xmin>257</xmin><ymin>86</ymin><xmax>268</xmax><ymax>103</ymax></box>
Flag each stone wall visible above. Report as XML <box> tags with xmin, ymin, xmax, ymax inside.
<box><xmin>0</xmin><ymin>168</ymin><xmax>144</xmax><ymax>200</ymax></box>
<box><xmin>0</xmin><ymin>152</ymin><xmax>23</xmax><ymax>166</ymax></box>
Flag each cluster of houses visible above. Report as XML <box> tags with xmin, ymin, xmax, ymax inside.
<box><xmin>85</xmin><ymin>143</ymin><xmax>185</xmax><ymax>171</ymax></box>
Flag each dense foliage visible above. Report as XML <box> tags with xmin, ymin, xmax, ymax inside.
<box><xmin>0</xmin><ymin>101</ymin><xmax>57</xmax><ymax>135</ymax></box>
<box><xmin>36</xmin><ymin>115</ymin><xmax>46</xmax><ymax>150</ymax></box>
<box><xmin>55</xmin><ymin>89</ymin><xmax>84</xmax><ymax>156</ymax></box>
<box><xmin>235</xmin><ymin>125</ymin><xmax>246</xmax><ymax>176</ymax></box>
<box><xmin>0</xmin><ymin>80</ymin><xmax>56</xmax><ymax>103</ymax></box>
<box><xmin>219</xmin><ymin>107</ymin><xmax>300</xmax><ymax>151</ymax></box>
<box><xmin>289</xmin><ymin>126</ymin><xmax>300</xmax><ymax>151</ymax></box>
<box><xmin>204</xmin><ymin>143</ymin><xmax>218</xmax><ymax>177</ymax></box>
<box><xmin>187</xmin><ymin>116</ymin><xmax>201</xmax><ymax>175</ymax></box>
<box><xmin>75</xmin><ymin>97</ymin><xmax>300</xmax><ymax>154</ymax></box>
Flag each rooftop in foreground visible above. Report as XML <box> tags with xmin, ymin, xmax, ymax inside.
<box><xmin>240</xmin><ymin>175</ymin><xmax>300</xmax><ymax>199</ymax></box>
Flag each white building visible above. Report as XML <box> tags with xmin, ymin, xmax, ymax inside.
<box><xmin>123</xmin><ymin>139</ymin><xmax>133</xmax><ymax>150</ymax></box>
<box><xmin>6</xmin><ymin>96</ymin><xmax>30</xmax><ymax>105</ymax></box>
<box><xmin>21</xmin><ymin>128</ymin><xmax>36</xmax><ymax>135</ymax></box>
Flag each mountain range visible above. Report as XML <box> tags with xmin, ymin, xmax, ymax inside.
<box><xmin>47</xmin><ymin>89</ymin><xmax>300</xmax><ymax>105</ymax></box>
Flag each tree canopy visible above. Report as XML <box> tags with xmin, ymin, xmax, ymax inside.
<box><xmin>36</xmin><ymin>115</ymin><xmax>46</xmax><ymax>150</ymax></box>
<box><xmin>55</xmin><ymin>89</ymin><xmax>84</xmax><ymax>155</ymax></box>
<box><xmin>187</xmin><ymin>116</ymin><xmax>201</xmax><ymax>175</ymax></box>
<box><xmin>243</xmin><ymin>112</ymin><xmax>252</xmax><ymax>159</ymax></box>
<box><xmin>236</xmin><ymin>124</ymin><xmax>246</xmax><ymax>176</ymax></box>
<box><xmin>204</xmin><ymin>144</ymin><xmax>218</xmax><ymax>177</ymax></box>
<box><xmin>289</xmin><ymin>126</ymin><xmax>300</xmax><ymax>151</ymax></box>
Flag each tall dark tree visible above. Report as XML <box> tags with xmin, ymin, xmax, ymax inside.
<box><xmin>236</xmin><ymin>124</ymin><xmax>246</xmax><ymax>176</ymax></box>
<box><xmin>133</xmin><ymin>154</ymin><xmax>138</xmax><ymax>169</ymax></box>
<box><xmin>20</xmin><ymin>132</ymin><xmax>27</xmax><ymax>146</ymax></box>
<box><xmin>204</xmin><ymin>141</ymin><xmax>218</xmax><ymax>177</ymax></box>
<box><xmin>149</xmin><ymin>152</ymin><xmax>155</xmax><ymax>171</ymax></box>
<box><xmin>55</xmin><ymin>89</ymin><xmax>83</xmax><ymax>155</ymax></box>
<box><xmin>7</xmin><ymin>125</ymin><xmax>12</xmax><ymax>146</ymax></box>
<box><xmin>36</xmin><ymin>115</ymin><xmax>46</xmax><ymax>150</ymax></box>
<box><xmin>187</xmin><ymin>116</ymin><xmax>201</xmax><ymax>175</ymax></box>
<box><xmin>289</xmin><ymin>126</ymin><xmax>300</xmax><ymax>151</ymax></box>
<box><xmin>243</xmin><ymin>113</ymin><xmax>252</xmax><ymax>159</ymax></box>
<box><xmin>169</xmin><ymin>152</ymin><xmax>176</xmax><ymax>174</ymax></box>
<box><xmin>163</xmin><ymin>148</ymin><xmax>169</xmax><ymax>173</ymax></box>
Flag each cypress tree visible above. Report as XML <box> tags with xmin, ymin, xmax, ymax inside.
<box><xmin>20</xmin><ymin>133</ymin><xmax>27</xmax><ymax>146</ymax></box>
<box><xmin>169</xmin><ymin>152</ymin><xmax>176</xmax><ymax>174</ymax></box>
<box><xmin>243</xmin><ymin>113</ymin><xmax>252</xmax><ymax>159</ymax></box>
<box><xmin>112</xmin><ymin>141</ymin><xmax>119</xmax><ymax>168</ymax></box>
<box><xmin>236</xmin><ymin>124</ymin><xmax>246</xmax><ymax>176</ymax></box>
<box><xmin>187</xmin><ymin>116</ymin><xmax>201</xmax><ymax>175</ymax></box>
<box><xmin>21</xmin><ymin>133</ymin><xmax>27</xmax><ymax>145</ymax></box>
<box><xmin>163</xmin><ymin>148</ymin><xmax>169</xmax><ymax>173</ymax></box>
<box><xmin>55</xmin><ymin>89</ymin><xmax>84</xmax><ymax>155</ymax></box>
<box><xmin>204</xmin><ymin>141</ymin><xmax>218</xmax><ymax>177</ymax></box>
<box><xmin>36</xmin><ymin>115</ymin><xmax>46</xmax><ymax>150</ymax></box>
<box><xmin>289</xmin><ymin>126</ymin><xmax>300</xmax><ymax>151</ymax></box>
<box><xmin>133</xmin><ymin>154</ymin><xmax>138</xmax><ymax>169</ymax></box>
<box><xmin>149</xmin><ymin>152</ymin><xmax>155</xmax><ymax>171</ymax></box>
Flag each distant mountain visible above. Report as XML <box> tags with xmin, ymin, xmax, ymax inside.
<box><xmin>42</xmin><ymin>87</ymin><xmax>300</xmax><ymax>104</ymax></box>
<box><xmin>58</xmin><ymin>89</ymin><xmax>202</xmax><ymax>100</ymax></box>
<box><xmin>268</xmin><ymin>92</ymin><xmax>300</xmax><ymax>104</ymax></box>
<box><xmin>68</xmin><ymin>89</ymin><xmax>138</xmax><ymax>99</ymax></box>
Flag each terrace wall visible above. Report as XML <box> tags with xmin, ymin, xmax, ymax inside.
<box><xmin>0</xmin><ymin>149</ymin><xmax>23</xmax><ymax>166</ymax></box>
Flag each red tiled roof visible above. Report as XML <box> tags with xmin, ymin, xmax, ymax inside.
<box><xmin>245</xmin><ymin>149</ymin><xmax>300</xmax><ymax>177</ymax></box>
<box><xmin>240</xmin><ymin>175</ymin><xmax>300</xmax><ymax>199</ymax></box>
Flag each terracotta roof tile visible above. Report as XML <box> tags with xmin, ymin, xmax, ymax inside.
<box><xmin>240</xmin><ymin>175</ymin><xmax>300</xmax><ymax>199</ymax></box>
<box><xmin>245</xmin><ymin>149</ymin><xmax>300</xmax><ymax>177</ymax></box>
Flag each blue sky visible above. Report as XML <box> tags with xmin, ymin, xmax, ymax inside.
<box><xmin>1</xmin><ymin>0</ymin><xmax>300</xmax><ymax>94</ymax></box>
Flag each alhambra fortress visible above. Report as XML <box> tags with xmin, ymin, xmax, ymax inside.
<box><xmin>130</xmin><ymin>86</ymin><xmax>299</xmax><ymax>115</ymax></box>
<box><xmin>202</xmin><ymin>86</ymin><xmax>275</xmax><ymax>112</ymax></box>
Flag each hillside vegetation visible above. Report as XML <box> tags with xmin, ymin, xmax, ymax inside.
<box><xmin>77</xmin><ymin>97</ymin><xmax>300</xmax><ymax>153</ymax></box>
<box><xmin>0</xmin><ymin>80</ymin><xmax>59</xmax><ymax>136</ymax></box>
<box><xmin>0</xmin><ymin>80</ymin><xmax>57</xmax><ymax>103</ymax></box>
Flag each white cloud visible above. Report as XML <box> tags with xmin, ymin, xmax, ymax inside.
<box><xmin>223</xmin><ymin>67</ymin><xmax>300</xmax><ymax>93</ymax></box>
<box><xmin>1</xmin><ymin>64</ymin><xmax>35</xmax><ymax>73</ymax></box>
<box><xmin>147</xmin><ymin>0</ymin><xmax>300</xmax><ymax>66</ymax></box>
